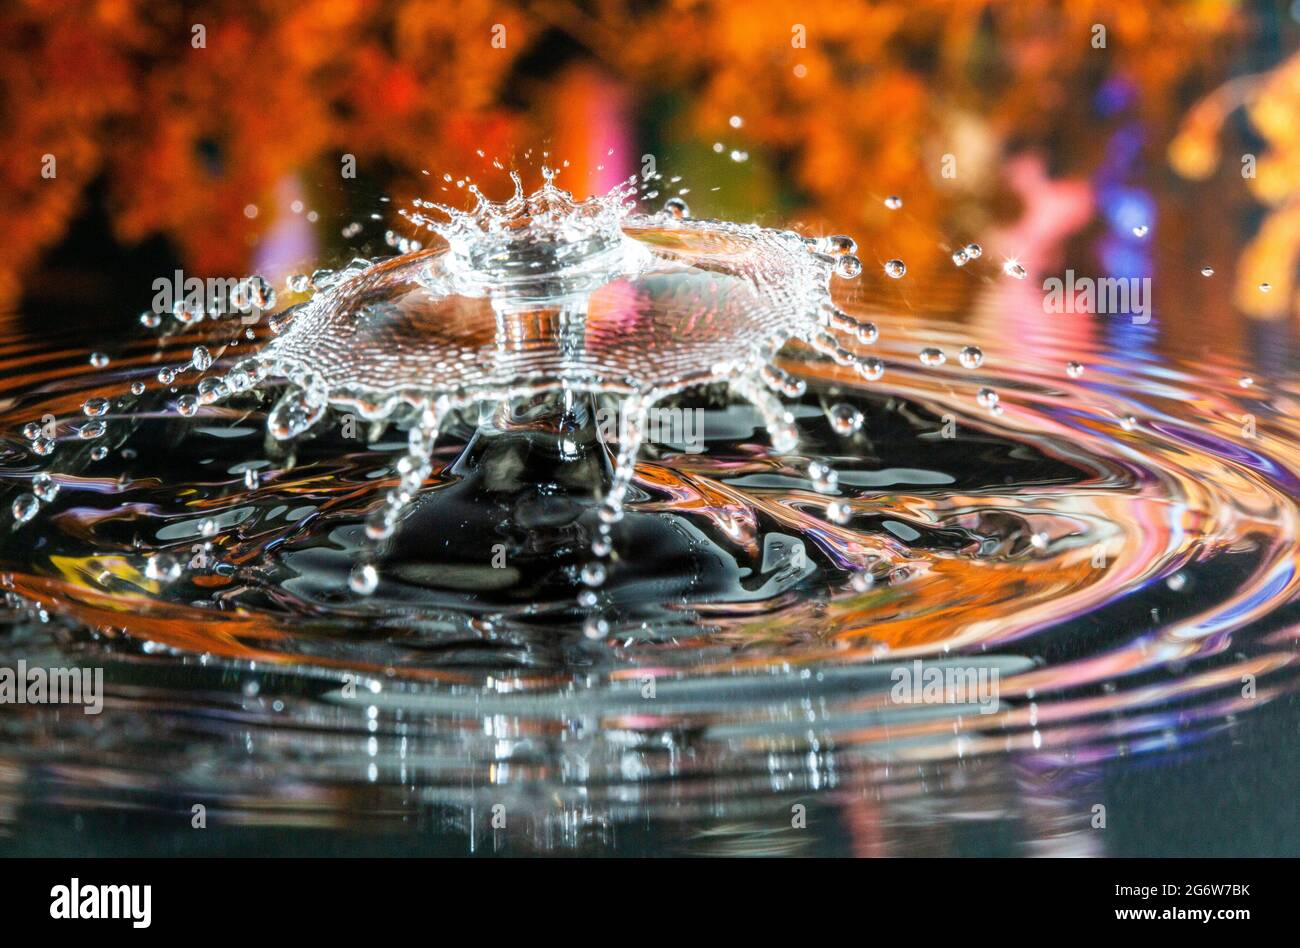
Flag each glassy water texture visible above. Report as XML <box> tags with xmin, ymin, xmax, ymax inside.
<box><xmin>1</xmin><ymin>176</ymin><xmax>1298</xmax><ymax>856</ymax></box>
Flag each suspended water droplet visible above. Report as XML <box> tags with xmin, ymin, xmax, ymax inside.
<box><xmin>176</xmin><ymin>395</ymin><xmax>199</xmax><ymax>417</ymax></box>
<box><xmin>22</xmin><ymin>422</ymin><xmax>42</xmax><ymax>440</ymax></box>
<box><xmin>32</xmin><ymin>437</ymin><xmax>55</xmax><ymax>457</ymax></box>
<box><xmin>964</xmin><ymin>243</ymin><xmax>982</xmax><ymax>259</ymax></box>
<box><xmin>825</xmin><ymin>499</ymin><xmax>853</xmax><ymax>525</ymax></box>
<box><xmin>130</xmin><ymin>381</ymin><xmax>146</xmax><ymax>396</ymax></box>
<box><xmin>90</xmin><ymin>445</ymin><xmax>108</xmax><ymax>461</ymax></box>
<box><xmin>1166</xmin><ymin>572</ymin><xmax>1187</xmax><ymax>592</ymax></box>
<box><xmin>581</xmin><ymin>562</ymin><xmax>607</xmax><ymax>587</ymax></box>
<box><xmin>139</xmin><ymin>310</ymin><xmax>161</xmax><ymax>329</ymax></box>
<box><xmin>834</xmin><ymin>255</ymin><xmax>862</xmax><ymax>279</ymax></box>
<box><xmin>198</xmin><ymin>377</ymin><xmax>229</xmax><ymax>404</ymax></box>
<box><xmin>349</xmin><ymin>563</ymin><xmax>379</xmax><ymax>595</ymax></box>
<box><xmin>919</xmin><ymin>347</ymin><xmax>946</xmax><ymax>367</ymax></box>
<box><xmin>958</xmin><ymin>345</ymin><xmax>983</xmax><ymax>369</ymax></box>
<box><xmin>883</xmin><ymin>259</ymin><xmax>906</xmax><ymax>279</ymax></box>
<box><xmin>849</xmin><ymin>570</ymin><xmax>875</xmax><ymax>592</ymax></box>
<box><xmin>89</xmin><ymin>352</ymin><xmax>110</xmax><ymax>368</ymax></box>
<box><xmin>883</xmin><ymin>195</ymin><xmax>902</xmax><ymax>210</ymax></box>
<box><xmin>144</xmin><ymin>554</ymin><xmax>182</xmax><ymax>583</ymax></box>
<box><xmin>79</xmin><ymin>420</ymin><xmax>106</xmax><ymax>440</ymax></box>
<box><xmin>12</xmin><ymin>493</ymin><xmax>39</xmax><ymax>525</ymax></box>
<box><xmin>977</xmin><ymin>387</ymin><xmax>999</xmax><ymax>409</ymax></box>
<box><xmin>664</xmin><ymin>197</ymin><xmax>690</xmax><ymax>219</ymax></box>
<box><xmin>828</xmin><ymin>403</ymin><xmax>863</xmax><ymax>435</ymax></box>
<box><xmin>583</xmin><ymin>617</ymin><xmax>609</xmax><ymax>639</ymax></box>
<box><xmin>1239</xmin><ymin>376</ymin><xmax>1253</xmax><ymax>388</ymax></box>
<box><xmin>191</xmin><ymin>346</ymin><xmax>213</xmax><ymax>372</ymax></box>
<box><xmin>1120</xmin><ymin>415</ymin><xmax>1138</xmax><ymax>431</ymax></box>
<box><xmin>31</xmin><ymin>473</ymin><xmax>58</xmax><ymax>502</ymax></box>
<box><xmin>1066</xmin><ymin>361</ymin><xmax>1084</xmax><ymax>378</ymax></box>
<box><xmin>199</xmin><ymin>518</ymin><xmax>218</xmax><ymax>537</ymax></box>
<box><xmin>243</xmin><ymin>468</ymin><xmax>260</xmax><ymax>490</ymax></box>
<box><xmin>952</xmin><ymin>249</ymin><xmax>969</xmax><ymax>267</ymax></box>
<box><xmin>1200</xmin><ymin>266</ymin><xmax>1214</xmax><ymax>277</ymax></box>
<box><xmin>82</xmin><ymin>397</ymin><xmax>110</xmax><ymax>417</ymax></box>
<box><xmin>857</xmin><ymin>358</ymin><xmax>885</xmax><ymax>381</ymax></box>
<box><xmin>1259</xmin><ymin>282</ymin><xmax>1272</xmax><ymax>293</ymax></box>
<box><xmin>268</xmin><ymin>389</ymin><xmax>326</xmax><ymax>440</ymax></box>
<box><xmin>729</xmin><ymin>115</ymin><xmax>744</xmax><ymax>128</ymax></box>
<box><xmin>1003</xmin><ymin>260</ymin><xmax>1027</xmax><ymax>280</ymax></box>
<box><xmin>1132</xmin><ymin>225</ymin><xmax>1149</xmax><ymax>238</ymax></box>
<box><xmin>808</xmin><ymin>460</ymin><xmax>839</xmax><ymax>493</ymax></box>
<box><xmin>158</xmin><ymin>367</ymin><xmax>176</xmax><ymax>385</ymax></box>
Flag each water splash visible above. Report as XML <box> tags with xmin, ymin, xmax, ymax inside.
<box><xmin>207</xmin><ymin>172</ymin><xmax>883</xmax><ymax>593</ymax></box>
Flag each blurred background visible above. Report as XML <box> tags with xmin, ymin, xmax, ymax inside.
<box><xmin>2</xmin><ymin>0</ymin><xmax>1298</xmax><ymax>368</ymax></box>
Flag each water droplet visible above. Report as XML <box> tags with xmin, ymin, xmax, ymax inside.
<box><xmin>79</xmin><ymin>420</ymin><xmax>106</xmax><ymax>440</ymax></box>
<box><xmin>33</xmin><ymin>437</ymin><xmax>55</xmax><ymax>457</ymax></box>
<box><xmin>191</xmin><ymin>346</ymin><xmax>213</xmax><ymax>371</ymax></box>
<box><xmin>139</xmin><ymin>310</ymin><xmax>161</xmax><ymax>329</ymax></box>
<box><xmin>583</xmin><ymin>617</ymin><xmax>609</xmax><ymax>639</ymax></box>
<box><xmin>883</xmin><ymin>259</ymin><xmax>906</xmax><ymax>279</ymax></box>
<box><xmin>808</xmin><ymin>460</ymin><xmax>839</xmax><ymax>493</ymax></box>
<box><xmin>1132</xmin><ymin>225</ymin><xmax>1149</xmax><ymax>238</ymax></box>
<box><xmin>977</xmin><ymin>387</ymin><xmax>999</xmax><ymax>409</ymax></box>
<box><xmin>31</xmin><ymin>473</ymin><xmax>58</xmax><ymax>502</ymax></box>
<box><xmin>158</xmin><ymin>367</ymin><xmax>176</xmax><ymax>385</ymax></box>
<box><xmin>577</xmin><ymin>589</ymin><xmax>598</xmax><ymax>608</ymax></box>
<box><xmin>82</xmin><ymin>397</ymin><xmax>110</xmax><ymax>417</ymax></box>
<box><xmin>919</xmin><ymin>347</ymin><xmax>946</xmax><ymax>367</ymax></box>
<box><xmin>825</xmin><ymin>499</ymin><xmax>853</xmax><ymax>525</ymax></box>
<box><xmin>884</xmin><ymin>195</ymin><xmax>903</xmax><ymax>210</ymax></box>
<box><xmin>12</xmin><ymin>493</ymin><xmax>39</xmax><ymax>525</ymax></box>
<box><xmin>952</xmin><ymin>249</ymin><xmax>969</xmax><ymax>267</ymax></box>
<box><xmin>130</xmin><ymin>381</ymin><xmax>146</xmax><ymax>396</ymax></box>
<box><xmin>89</xmin><ymin>352</ymin><xmax>110</xmax><ymax>368</ymax></box>
<box><xmin>834</xmin><ymin>255</ymin><xmax>862</xmax><ymax>279</ymax></box>
<box><xmin>1066</xmin><ymin>361</ymin><xmax>1084</xmax><ymax>378</ymax></box>
<box><xmin>349</xmin><ymin>563</ymin><xmax>379</xmax><ymax>595</ymax></box>
<box><xmin>849</xmin><ymin>571</ymin><xmax>874</xmax><ymax>592</ymax></box>
<box><xmin>1258</xmin><ymin>282</ymin><xmax>1271</xmax><ymax>293</ymax></box>
<box><xmin>857</xmin><ymin>358</ymin><xmax>885</xmax><ymax>381</ymax></box>
<box><xmin>964</xmin><ymin>243</ymin><xmax>982</xmax><ymax>259</ymax></box>
<box><xmin>22</xmin><ymin>422</ymin><xmax>41</xmax><ymax>440</ymax></box>
<box><xmin>1030</xmin><ymin>531</ymin><xmax>1049</xmax><ymax>551</ymax></box>
<box><xmin>1166</xmin><ymin>573</ymin><xmax>1187</xmax><ymax>592</ymax></box>
<box><xmin>287</xmin><ymin>274</ymin><xmax>311</xmax><ymax>293</ymax></box>
<box><xmin>581</xmin><ymin>562</ymin><xmax>607</xmax><ymax>587</ymax></box>
<box><xmin>244</xmin><ymin>469</ymin><xmax>260</xmax><ymax>490</ymax></box>
<box><xmin>828</xmin><ymin>403</ymin><xmax>863</xmax><ymax>435</ymax></box>
<box><xmin>958</xmin><ymin>345</ymin><xmax>983</xmax><ymax>369</ymax></box>
<box><xmin>90</xmin><ymin>446</ymin><xmax>108</xmax><ymax>461</ymax></box>
<box><xmin>664</xmin><ymin>197</ymin><xmax>690</xmax><ymax>219</ymax></box>
<box><xmin>145</xmin><ymin>554</ymin><xmax>182</xmax><ymax>583</ymax></box>
<box><xmin>1003</xmin><ymin>260</ymin><xmax>1027</xmax><ymax>280</ymax></box>
<box><xmin>1200</xmin><ymin>266</ymin><xmax>1214</xmax><ymax>277</ymax></box>
<box><xmin>199</xmin><ymin>518</ymin><xmax>218</xmax><ymax>537</ymax></box>
<box><xmin>1239</xmin><ymin>376</ymin><xmax>1253</xmax><ymax>388</ymax></box>
<box><xmin>1120</xmin><ymin>415</ymin><xmax>1138</xmax><ymax>431</ymax></box>
<box><xmin>728</xmin><ymin>115</ymin><xmax>744</xmax><ymax>128</ymax></box>
<box><xmin>176</xmin><ymin>395</ymin><xmax>199</xmax><ymax>417</ymax></box>
<box><xmin>268</xmin><ymin>389</ymin><xmax>325</xmax><ymax>440</ymax></box>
